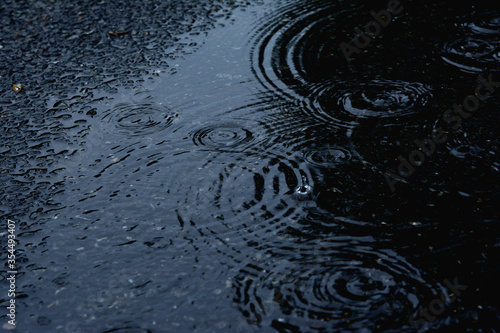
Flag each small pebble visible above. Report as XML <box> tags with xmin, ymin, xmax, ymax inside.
<box><xmin>12</xmin><ymin>83</ymin><xmax>23</xmax><ymax>92</ymax></box>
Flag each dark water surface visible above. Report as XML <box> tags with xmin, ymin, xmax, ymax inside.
<box><xmin>1</xmin><ymin>0</ymin><xmax>500</xmax><ymax>332</ymax></box>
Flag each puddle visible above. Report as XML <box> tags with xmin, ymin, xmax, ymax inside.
<box><xmin>1</xmin><ymin>0</ymin><xmax>499</xmax><ymax>332</ymax></box>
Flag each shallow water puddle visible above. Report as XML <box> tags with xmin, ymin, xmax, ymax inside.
<box><xmin>1</xmin><ymin>0</ymin><xmax>500</xmax><ymax>332</ymax></box>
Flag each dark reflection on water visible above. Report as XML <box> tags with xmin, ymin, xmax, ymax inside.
<box><xmin>1</xmin><ymin>0</ymin><xmax>500</xmax><ymax>332</ymax></box>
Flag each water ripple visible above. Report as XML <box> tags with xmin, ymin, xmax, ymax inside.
<box><xmin>466</xmin><ymin>11</ymin><xmax>500</xmax><ymax>35</ymax></box>
<box><xmin>443</xmin><ymin>11</ymin><xmax>500</xmax><ymax>73</ymax></box>
<box><xmin>441</xmin><ymin>37</ymin><xmax>500</xmax><ymax>73</ymax></box>
<box><xmin>250</xmin><ymin>2</ymin><xmax>433</xmax><ymax>128</ymax></box>
<box><xmin>250</xmin><ymin>0</ymin><xmax>353</xmax><ymax>103</ymax></box>
<box><xmin>179</xmin><ymin>149</ymin><xmax>314</xmax><ymax>237</ymax></box>
<box><xmin>449</xmin><ymin>143</ymin><xmax>485</xmax><ymax>159</ymax></box>
<box><xmin>309</xmin><ymin>80</ymin><xmax>433</xmax><ymax>127</ymax></box>
<box><xmin>192</xmin><ymin>123</ymin><xmax>255</xmax><ymax>150</ymax></box>
<box><xmin>102</xmin><ymin>102</ymin><xmax>178</xmax><ymax>137</ymax></box>
<box><xmin>304</xmin><ymin>146</ymin><xmax>352</xmax><ymax>168</ymax></box>
<box><xmin>233</xmin><ymin>236</ymin><xmax>442</xmax><ymax>332</ymax></box>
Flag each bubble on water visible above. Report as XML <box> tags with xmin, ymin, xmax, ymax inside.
<box><xmin>292</xmin><ymin>184</ymin><xmax>314</xmax><ymax>201</ymax></box>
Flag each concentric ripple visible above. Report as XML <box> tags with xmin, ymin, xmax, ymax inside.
<box><xmin>233</xmin><ymin>236</ymin><xmax>441</xmax><ymax>331</ymax></box>
<box><xmin>250</xmin><ymin>1</ymin><xmax>436</xmax><ymax>129</ymax></box>
<box><xmin>102</xmin><ymin>102</ymin><xmax>178</xmax><ymax>137</ymax></box>
<box><xmin>303</xmin><ymin>146</ymin><xmax>352</xmax><ymax>168</ymax></box>
<box><xmin>250</xmin><ymin>1</ymin><xmax>354</xmax><ymax>102</ymax></box>
<box><xmin>467</xmin><ymin>11</ymin><xmax>500</xmax><ymax>35</ymax></box>
<box><xmin>309</xmin><ymin>80</ymin><xmax>433</xmax><ymax>126</ymax></box>
<box><xmin>171</xmin><ymin>147</ymin><xmax>316</xmax><ymax>244</ymax></box>
<box><xmin>192</xmin><ymin>123</ymin><xmax>255</xmax><ymax>150</ymax></box>
<box><xmin>441</xmin><ymin>37</ymin><xmax>500</xmax><ymax>73</ymax></box>
<box><xmin>442</xmin><ymin>11</ymin><xmax>500</xmax><ymax>73</ymax></box>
